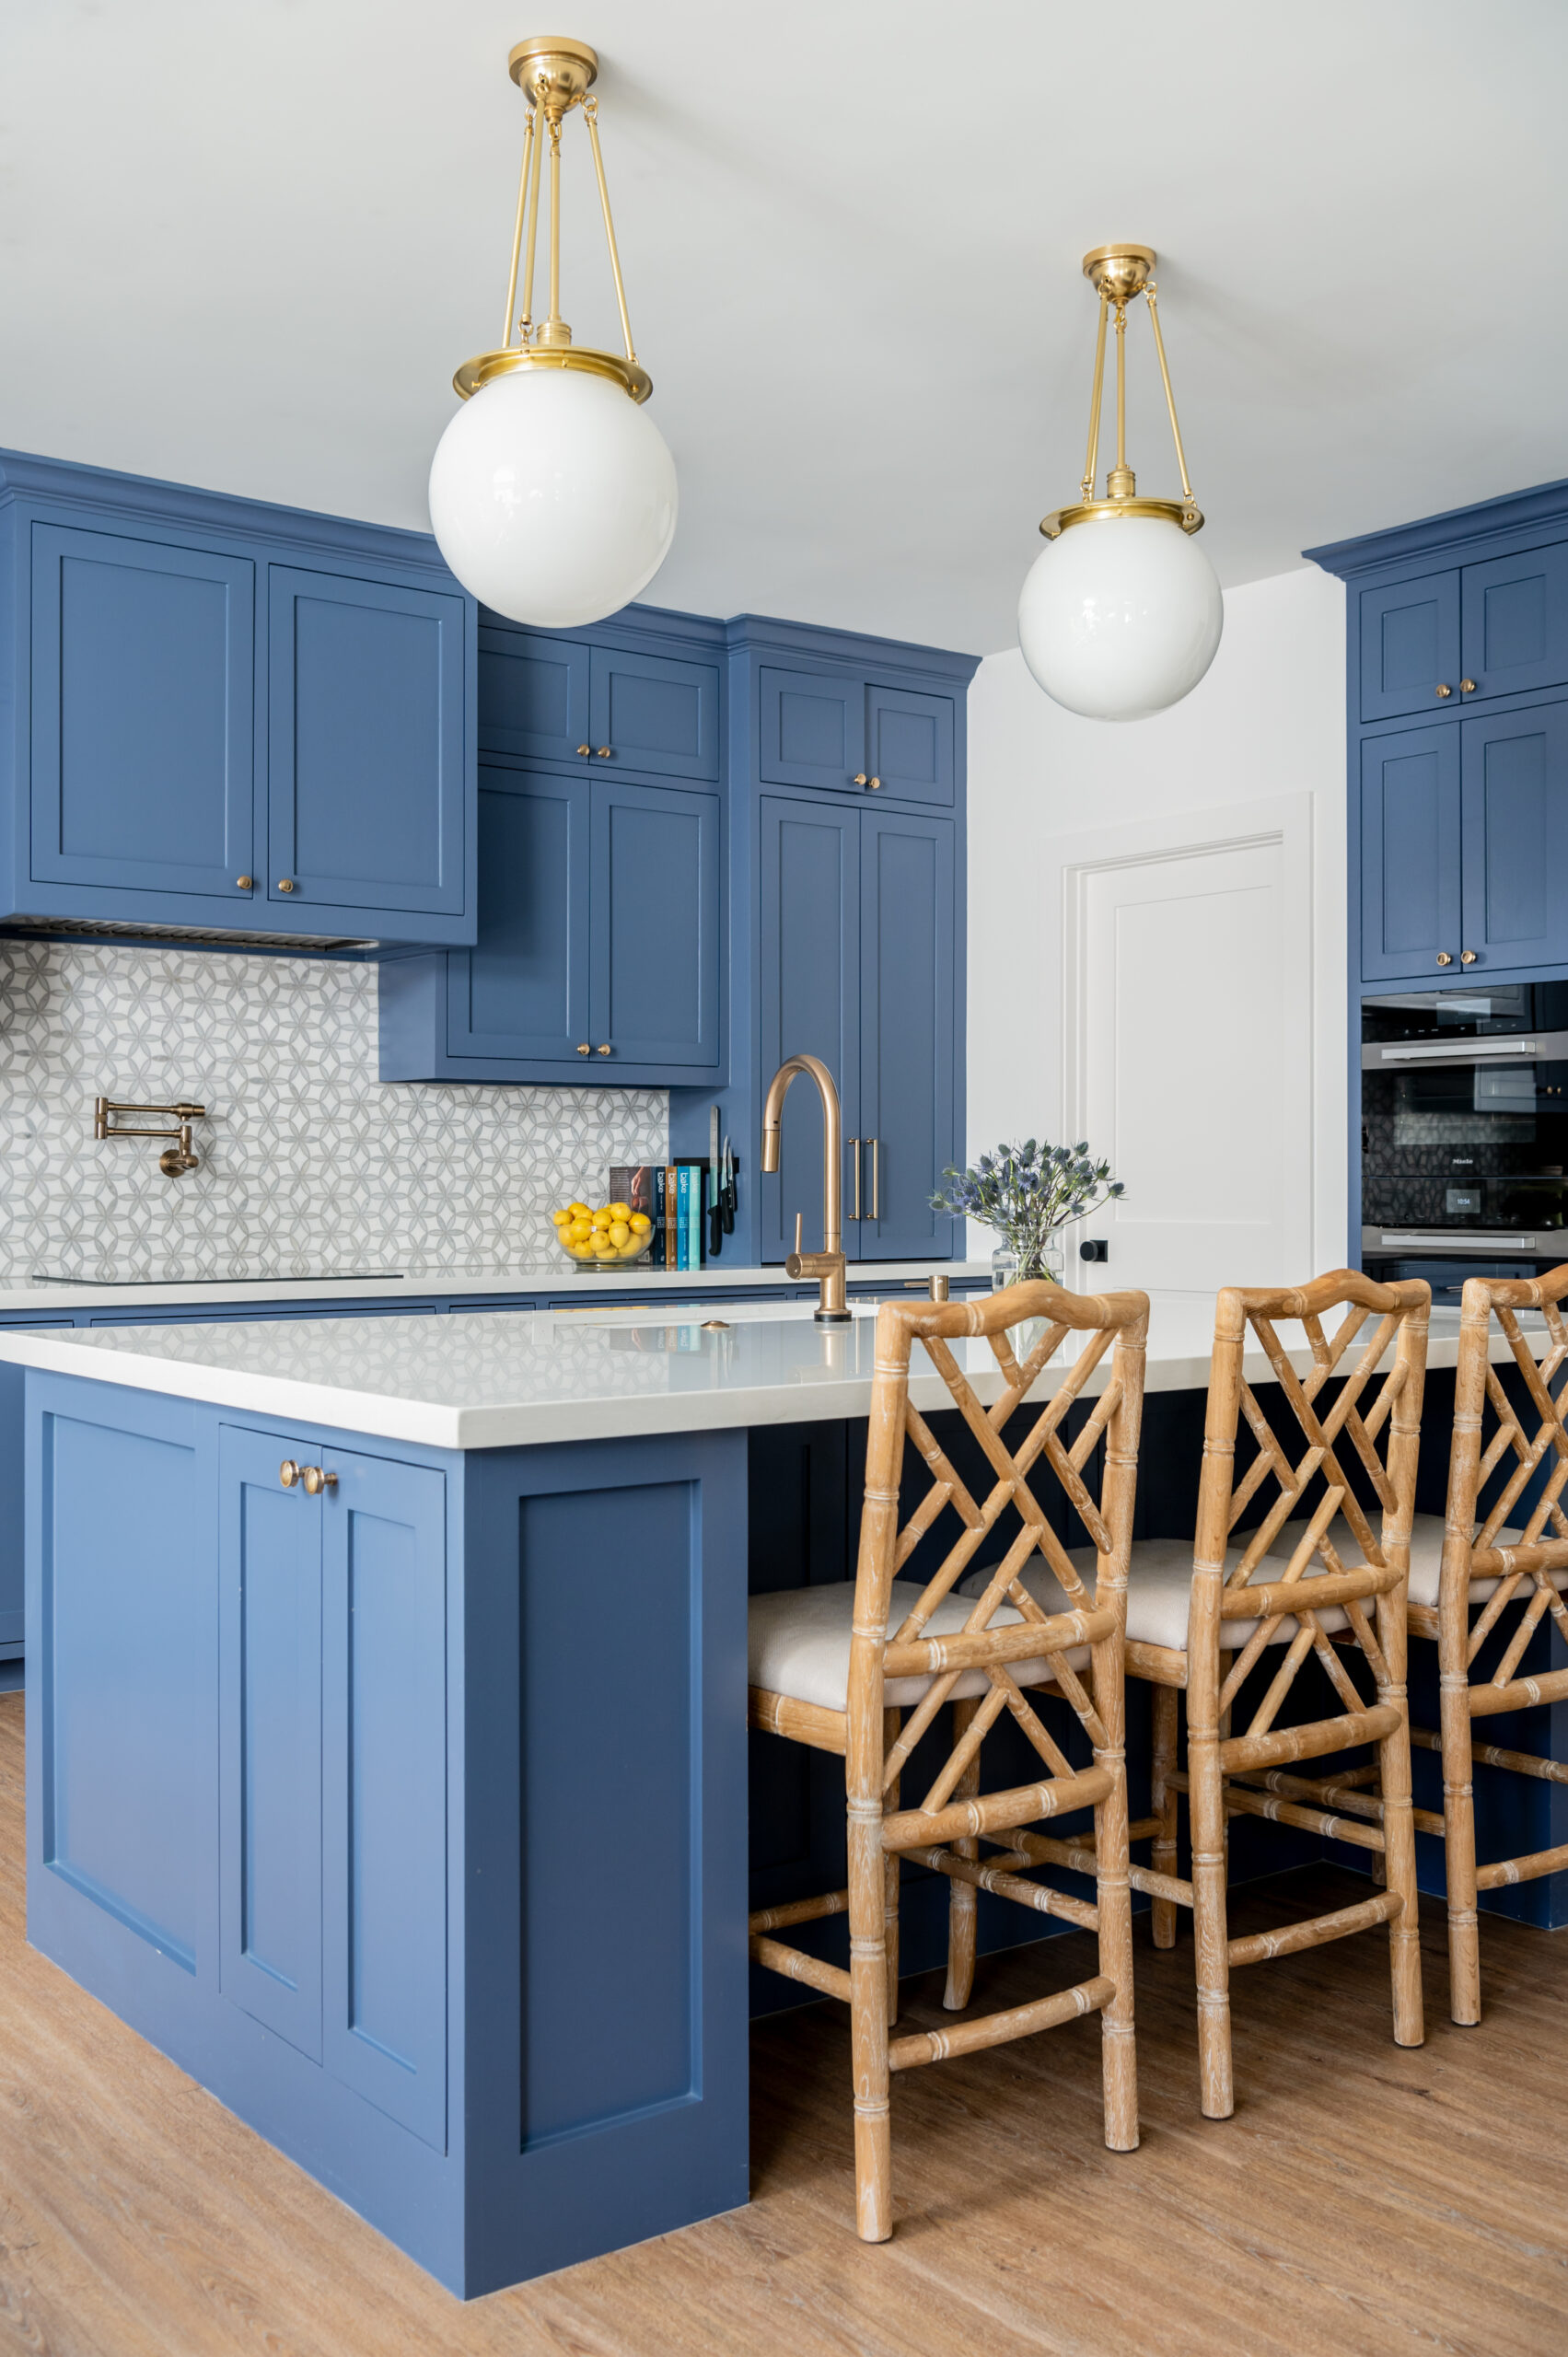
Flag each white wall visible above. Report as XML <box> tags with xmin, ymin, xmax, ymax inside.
<box><xmin>965</xmin><ymin>563</ymin><xmax>1349</xmax><ymax>1275</ymax></box>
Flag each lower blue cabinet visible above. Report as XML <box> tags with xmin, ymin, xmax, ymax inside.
<box><xmin>218</xmin><ymin>1424</ymin><xmax>448</xmax><ymax>2149</ymax></box>
<box><xmin>447</xmin><ymin>768</ymin><xmax>591</xmax><ymax>1062</ymax></box>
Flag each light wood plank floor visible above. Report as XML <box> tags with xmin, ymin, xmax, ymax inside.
<box><xmin>0</xmin><ymin>1689</ymin><xmax>1564</xmax><ymax>2356</ymax></box>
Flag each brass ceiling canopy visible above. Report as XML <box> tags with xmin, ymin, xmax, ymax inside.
<box><xmin>1039</xmin><ymin>244</ymin><xmax>1203</xmax><ymax>540</ymax></box>
<box><xmin>452</xmin><ymin>33</ymin><xmax>652</xmax><ymax>405</ymax></box>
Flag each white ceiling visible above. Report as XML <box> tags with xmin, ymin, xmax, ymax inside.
<box><xmin>5</xmin><ymin>0</ymin><xmax>1566</xmax><ymax>654</ymax></box>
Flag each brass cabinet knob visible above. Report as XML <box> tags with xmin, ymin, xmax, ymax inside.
<box><xmin>576</xmin><ymin>1042</ymin><xmax>591</xmax><ymax>1055</ymax></box>
<box><xmin>1460</xmin><ymin>679</ymin><xmax>1478</xmax><ymax>693</ymax></box>
<box><xmin>277</xmin><ymin>878</ymin><xmax>295</xmax><ymax>892</ymax></box>
<box><xmin>576</xmin><ymin>744</ymin><xmax>591</xmax><ymax>756</ymax></box>
<box><xmin>1460</xmin><ymin>948</ymin><xmax>1478</xmax><ymax>964</ymax></box>
<box><xmin>868</xmin><ymin>776</ymin><xmax>881</xmax><ymax>789</ymax></box>
<box><xmin>1435</xmin><ymin>683</ymin><xmax>1452</xmax><ymax>698</ymax></box>
<box><xmin>596</xmin><ymin>747</ymin><xmax>612</xmax><ymax>759</ymax></box>
<box><xmin>853</xmin><ymin>773</ymin><xmax>868</xmax><ymax>785</ymax></box>
<box><xmin>1436</xmin><ymin>951</ymin><xmax>1454</xmax><ymax>966</ymax></box>
<box><xmin>596</xmin><ymin>1043</ymin><xmax>611</xmax><ymax>1055</ymax></box>
<box><xmin>301</xmin><ymin>1465</ymin><xmax>337</xmax><ymax>1496</ymax></box>
<box><xmin>279</xmin><ymin>1459</ymin><xmax>301</xmax><ymax>1488</ymax></box>
<box><xmin>235</xmin><ymin>875</ymin><xmax>254</xmax><ymax>889</ymax></box>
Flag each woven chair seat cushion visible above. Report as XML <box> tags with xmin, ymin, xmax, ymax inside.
<box><xmin>747</xmin><ymin>1578</ymin><xmax>1086</xmax><ymax>1713</ymax></box>
<box><xmin>959</xmin><ymin>1540</ymin><xmax>1353</xmax><ymax>1653</ymax></box>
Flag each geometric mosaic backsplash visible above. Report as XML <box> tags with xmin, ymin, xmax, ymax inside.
<box><xmin>0</xmin><ymin>941</ymin><xmax>668</xmax><ymax>1283</ymax></box>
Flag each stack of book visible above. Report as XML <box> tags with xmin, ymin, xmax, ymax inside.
<box><xmin>609</xmin><ymin>1163</ymin><xmax>712</xmax><ymax>1271</ymax></box>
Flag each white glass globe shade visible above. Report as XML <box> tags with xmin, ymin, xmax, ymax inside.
<box><xmin>428</xmin><ymin>366</ymin><xmax>678</xmax><ymax>628</ymax></box>
<box><xmin>1016</xmin><ymin>514</ymin><xmax>1223</xmax><ymax>721</ymax></box>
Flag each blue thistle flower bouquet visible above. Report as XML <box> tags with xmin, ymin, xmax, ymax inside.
<box><xmin>930</xmin><ymin>1139</ymin><xmax>1125</xmax><ymax>1282</ymax></box>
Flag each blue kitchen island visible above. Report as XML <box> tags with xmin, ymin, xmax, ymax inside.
<box><xmin>0</xmin><ymin>1297</ymin><xmax>1559</xmax><ymax>2295</ymax></box>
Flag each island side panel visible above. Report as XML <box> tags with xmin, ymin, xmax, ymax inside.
<box><xmin>459</xmin><ymin>1427</ymin><xmax>750</xmax><ymax>2296</ymax></box>
<box><xmin>24</xmin><ymin>1373</ymin><xmax>472</xmax><ymax>2292</ymax></box>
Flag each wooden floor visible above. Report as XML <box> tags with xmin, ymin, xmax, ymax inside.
<box><xmin>0</xmin><ymin>1694</ymin><xmax>1564</xmax><ymax>2357</ymax></box>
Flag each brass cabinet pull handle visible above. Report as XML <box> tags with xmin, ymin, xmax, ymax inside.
<box><xmin>235</xmin><ymin>875</ymin><xmax>254</xmax><ymax>889</ymax></box>
<box><xmin>853</xmin><ymin>773</ymin><xmax>867</xmax><ymax>785</ymax></box>
<box><xmin>1460</xmin><ymin>679</ymin><xmax>1478</xmax><ymax>693</ymax></box>
<box><xmin>301</xmin><ymin>1466</ymin><xmax>337</xmax><ymax>1496</ymax></box>
<box><xmin>848</xmin><ymin>1136</ymin><xmax>862</xmax><ymax>1220</ymax></box>
<box><xmin>277</xmin><ymin>878</ymin><xmax>295</xmax><ymax>892</ymax></box>
<box><xmin>1435</xmin><ymin>683</ymin><xmax>1452</xmax><ymax>698</ymax></box>
<box><xmin>1460</xmin><ymin>948</ymin><xmax>1478</xmax><ymax>965</ymax></box>
<box><xmin>870</xmin><ymin>1137</ymin><xmax>881</xmax><ymax>1221</ymax></box>
<box><xmin>1436</xmin><ymin>951</ymin><xmax>1453</xmax><ymax>966</ymax></box>
<box><xmin>279</xmin><ymin>1458</ymin><xmax>301</xmax><ymax>1488</ymax></box>
<box><xmin>576</xmin><ymin>1042</ymin><xmax>591</xmax><ymax>1055</ymax></box>
<box><xmin>597</xmin><ymin>1043</ymin><xmax>611</xmax><ymax>1054</ymax></box>
<box><xmin>576</xmin><ymin>744</ymin><xmax>591</xmax><ymax>756</ymax></box>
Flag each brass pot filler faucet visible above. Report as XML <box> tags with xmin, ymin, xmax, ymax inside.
<box><xmin>94</xmin><ymin>1097</ymin><xmax>207</xmax><ymax>1177</ymax></box>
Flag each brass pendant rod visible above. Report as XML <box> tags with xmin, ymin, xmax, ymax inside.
<box><xmin>1144</xmin><ymin>282</ymin><xmax>1196</xmax><ymax>507</ymax></box>
<box><xmin>547</xmin><ymin>116</ymin><xmax>563</xmax><ymax>324</ymax></box>
<box><xmin>1114</xmin><ymin>300</ymin><xmax>1127</xmax><ymax>478</ymax></box>
<box><xmin>518</xmin><ymin>84</ymin><xmax>547</xmax><ymax>335</ymax></box>
<box><xmin>1079</xmin><ymin>289</ymin><xmax>1109</xmax><ymax>504</ymax></box>
<box><xmin>582</xmin><ymin>96</ymin><xmax>637</xmax><ymax>365</ymax></box>
<box><xmin>500</xmin><ymin>102</ymin><xmax>538</xmax><ymax>349</ymax></box>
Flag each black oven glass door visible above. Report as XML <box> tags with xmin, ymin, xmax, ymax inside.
<box><xmin>1362</xmin><ymin>1057</ymin><xmax>1568</xmax><ymax>1237</ymax></box>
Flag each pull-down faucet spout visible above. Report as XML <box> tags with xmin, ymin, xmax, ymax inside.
<box><xmin>760</xmin><ymin>1052</ymin><xmax>850</xmax><ymax>1323</ymax></box>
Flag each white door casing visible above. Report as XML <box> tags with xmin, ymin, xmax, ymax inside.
<box><xmin>1056</xmin><ymin>795</ymin><xmax>1316</xmax><ymax>1295</ymax></box>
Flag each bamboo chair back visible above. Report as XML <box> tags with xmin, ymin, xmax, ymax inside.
<box><xmin>848</xmin><ymin>1283</ymin><xmax>1150</xmax><ymax>1849</ymax></box>
<box><xmin>1189</xmin><ymin>1271</ymin><xmax>1430</xmax><ymax>1743</ymax></box>
<box><xmin>1444</xmin><ymin>1263</ymin><xmax>1568</xmax><ymax>1633</ymax></box>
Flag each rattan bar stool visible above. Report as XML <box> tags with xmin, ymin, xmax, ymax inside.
<box><xmin>747</xmin><ymin>1282</ymin><xmax>1149</xmax><ymax>2242</ymax></box>
<box><xmin>959</xmin><ymin>1271</ymin><xmax>1431</xmax><ymax>2117</ymax></box>
<box><xmin>1291</xmin><ymin>1265</ymin><xmax>1568</xmax><ymax>2024</ymax></box>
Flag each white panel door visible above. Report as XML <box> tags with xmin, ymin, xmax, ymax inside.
<box><xmin>1064</xmin><ymin>812</ymin><xmax>1314</xmax><ymax>1294</ymax></box>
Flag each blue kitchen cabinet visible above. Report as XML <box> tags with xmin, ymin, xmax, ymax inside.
<box><xmin>218</xmin><ymin>1424</ymin><xmax>447</xmax><ymax>2147</ymax></box>
<box><xmin>589</xmin><ymin>644</ymin><xmax>720</xmax><ymax>783</ymax></box>
<box><xmin>1359</xmin><ymin>725</ymin><xmax>1462</xmax><ymax>981</ymax></box>
<box><xmin>590</xmin><ymin>778</ymin><xmax>721</xmax><ymax>1069</ymax></box>
<box><xmin>754</xmin><ymin>795</ymin><xmax>957</xmax><ymax>1261</ymax></box>
<box><xmin>268</xmin><ymin>568</ymin><xmax>467</xmax><ymax>921</ymax></box>
<box><xmin>380</xmin><ymin>764</ymin><xmax>722</xmax><ymax>1085</ymax></box>
<box><xmin>1460</xmin><ymin>704</ymin><xmax>1568</xmax><ymax>971</ymax></box>
<box><xmin>1357</xmin><ymin>543</ymin><xmax>1568</xmax><ymax>725</ymax></box>
<box><xmin>29</xmin><ymin>524</ymin><xmax>257</xmax><ymax>902</ymax></box>
<box><xmin>758</xmin><ymin>665</ymin><xmax>867</xmax><ymax>794</ymax></box>
<box><xmin>757</xmin><ymin>795</ymin><xmax>862</xmax><ymax>1260</ymax></box>
<box><xmin>446</xmin><ymin>768</ymin><xmax>591</xmax><ymax>1063</ymax></box>
<box><xmin>859</xmin><ymin>808</ymin><xmax>957</xmax><ymax>1258</ymax></box>
<box><xmin>477</xmin><ymin>625</ymin><xmax>592</xmax><ymax>765</ymax></box>
<box><xmin>865</xmin><ymin>683</ymin><xmax>956</xmax><ymax>807</ymax></box>
<box><xmin>1</xmin><ymin>448</ymin><xmax>477</xmax><ymax>947</ymax></box>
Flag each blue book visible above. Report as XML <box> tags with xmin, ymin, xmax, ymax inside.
<box><xmin>676</xmin><ymin>1164</ymin><xmax>691</xmax><ymax>1271</ymax></box>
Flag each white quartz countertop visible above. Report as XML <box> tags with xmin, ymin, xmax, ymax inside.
<box><xmin>0</xmin><ymin>1259</ymin><xmax>992</xmax><ymax>1317</ymax></box>
<box><xmin>0</xmin><ymin>1293</ymin><xmax>1492</xmax><ymax>1453</ymax></box>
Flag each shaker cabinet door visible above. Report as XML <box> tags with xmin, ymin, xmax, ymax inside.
<box><xmin>446</xmin><ymin>766</ymin><xmax>590</xmax><ymax>1062</ymax></box>
<box><xmin>29</xmin><ymin>524</ymin><xmax>256</xmax><ymax>900</ymax></box>
<box><xmin>267</xmin><ymin>566</ymin><xmax>467</xmax><ymax>916</ymax></box>
<box><xmin>1359</xmin><ymin>725</ymin><xmax>1462</xmax><ymax>981</ymax></box>
<box><xmin>758</xmin><ymin>795</ymin><xmax>863</xmax><ymax>1260</ymax></box>
<box><xmin>1359</xmin><ymin>573</ymin><xmax>1461</xmax><ymax>723</ymax></box>
<box><xmin>588</xmin><ymin>779</ymin><xmax>721</xmax><ymax>1069</ymax></box>
<box><xmin>1460</xmin><ymin>543</ymin><xmax>1568</xmax><ymax>705</ymax></box>
<box><xmin>1459</xmin><ymin>705</ymin><xmax>1568</xmax><ymax>972</ymax></box>
<box><xmin>218</xmin><ymin>1425</ymin><xmax>323</xmax><ymax>2062</ymax></box>
<box><xmin>865</xmin><ymin>684</ymin><xmax>956</xmax><ymax>806</ymax></box>
<box><xmin>758</xmin><ymin>667</ymin><xmax>867</xmax><ymax>795</ymax></box>
<box><xmin>478</xmin><ymin>623</ymin><xmax>591</xmax><ymax>765</ymax></box>
<box><xmin>589</xmin><ymin>646</ymin><xmax>720</xmax><ymax>782</ymax></box>
<box><xmin>858</xmin><ymin>809</ymin><xmax>957</xmax><ymax>1260</ymax></box>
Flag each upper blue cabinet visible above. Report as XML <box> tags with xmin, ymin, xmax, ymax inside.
<box><xmin>1356</xmin><ymin>540</ymin><xmax>1568</xmax><ymax>722</ymax></box>
<box><xmin>758</xmin><ymin>662</ymin><xmax>956</xmax><ymax>805</ymax></box>
<box><xmin>1</xmin><ymin>450</ymin><xmax>477</xmax><ymax>947</ymax></box>
<box><xmin>479</xmin><ymin>620</ymin><xmax>719</xmax><ymax>783</ymax></box>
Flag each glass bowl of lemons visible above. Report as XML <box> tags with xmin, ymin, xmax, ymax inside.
<box><xmin>552</xmin><ymin>1201</ymin><xmax>655</xmax><ymax>1266</ymax></box>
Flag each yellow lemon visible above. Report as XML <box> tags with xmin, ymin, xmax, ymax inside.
<box><xmin>567</xmin><ymin>1219</ymin><xmax>592</xmax><ymax>1243</ymax></box>
<box><xmin>551</xmin><ymin>1208</ymin><xmax>572</xmax><ymax>1226</ymax></box>
<box><xmin>592</xmin><ymin>1233</ymin><xmax>618</xmax><ymax>1257</ymax></box>
<box><xmin>567</xmin><ymin>1201</ymin><xmax>590</xmax><ymax>1217</ymax></box>
<box><xmin>629</xmin><ymin>1212</ymin><xmax>651</xmax><ymax>1232</ymax></box>
<box><xmin>608</xmin><ymin>1221</ymin><xmax>631</xmax><ymax>1248</ymax></box>
<box><xmin>608</xmin><ymin>1200</ymin><xmax>632</xmax><ymax>1222</ymax></box>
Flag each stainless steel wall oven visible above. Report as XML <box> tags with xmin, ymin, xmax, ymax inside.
<box><xmin>1362</xmin><ymin>982</ymin><xmax>1568</xmax><ymax>1300</ymax></box>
